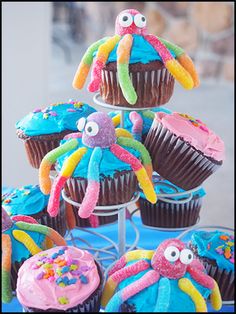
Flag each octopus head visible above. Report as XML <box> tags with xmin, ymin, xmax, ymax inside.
<box><xmin>115</xmin><ymin>9</ymin><xmax>147</xmax><ymax>36</ymax></box>
<box><xmin>2</xmin><ymin>208</ymin><xmax>13</xmax><ymax>232</ymax></box>
<box><xmin>77</xmin><ymin>112</ymin><xmax>116</xmax><ymax>148</ymax></box>
<box><xmin>151</xmin><ymin>239</ymin><xmax>194</xmax><ymax>279</ymax></box>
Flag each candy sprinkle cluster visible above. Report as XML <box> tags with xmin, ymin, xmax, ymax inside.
<box><xmin>214</xmin><ymin>234</ymin><xmax>234</xmax><ymax>264</ymax></box>
<box><xmin>179</xmin><ymin>113</ymin><xmax>209</xmax><ymax>133</ymax></box>
<box><xmin>32</xmin><ymin>247</ymin><xmax>90</xmax><ymax>305</ymax></box>
<box><xmin>32</xmin><ymin>102</ymin><xmax>84</xmax><ymax>119</ymax></box>
<box><xmin>2</xmin><ymin>186</ymin><xmax>32</xmax><ymax>206</ymax></box>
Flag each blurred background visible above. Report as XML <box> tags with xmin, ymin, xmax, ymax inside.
<box><xmin>2</xmin><ymin>2</ymin><xmax>234</xmax><ymax>227</ymax></box>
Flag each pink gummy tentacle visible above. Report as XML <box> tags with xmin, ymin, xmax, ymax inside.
<box><xmin>89</xmin><ymin>214</ymin><xmax>100</xmax><ymax>228</ymax></box>
<box><xmin>187</xmin><ymin>265</ymin><xmax>214</xmax><ymax>289</ymax></box>
<box><xmin>110</xmin><ymin>144</ymin><xmax>142</xmax><ymax>172</ymax></box>
<box><xmin>47</xmin><ymin>176</ymin><xmax>67</xmax><ymax>217</ymax></box>
<box><xmin>63</xmin><ymin>132</ymin><xmax>82</xmax><ymax>140</ymax></box>
<box><xmin>190</xmin><ymin>259</ymin><xmax>205</xmax><ymax>271</ymax></box>
<box><xmin>78</xmin><ymin>181</ymin><xmax>100</xmax><ymax>218</ymax></box>
<box><xmin>111</xmin><ymin>260</ymin><xmax>150</xmax><ymax>283</ymax></box>
<box><xmin>108</xmin><ymin>255</ymin><xmax>127</xmax><ymax>276</ymax></box>
<box><xmin>145</xmin><ymin>34</ymin><xmax>173</xmax><ymax>63</ymax></box>
<box><xmin>11</xmin><ymin>215</ymin><xmax>38</xmax><ymax>224</ymax></box>
<box><xmin>88</xmin><ymin>59</ymin><xmax>104</xmax><ymax>92</ymax></box>
<box><xmin>129</xmin><ymin>111</ymin><xmax>143</xmax><ymax>141</ymax></box>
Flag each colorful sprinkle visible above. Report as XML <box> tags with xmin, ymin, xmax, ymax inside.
<box><xmin>59</xmin><ymin>282</ymin><xmax>66</xmax><ymax>287</ymax></box>
<box><xmin>43</xmin><ymin>263</ymin><xmax>53</xmax><ymax>269</ymax></box>
<box><xmin>220</xmin><ymin>235</ymin><xmax>229</xmax><ymax>241</ymax></box>
<box><xmin>33</xmin><ymin>108</ymin><xmax>41</xmax><ymax>113</ymax></box>
<box><xmin>69</xmin><ymin>278</ymin><xmax>77</xmax><ymax>285</ymax></box>
<box><xmin>70</xmin><ymin>264</ymin><xmax>78</xmax><ymax>271</ymax></box>
<box><xmin>71</xmin><ymin>270</ymin><xmax>82</xmax><ymax>276</ymax></box>
<box><xmin>3</xmin><ymin>199</ymin><xmax>11</xmax><ymax>204</ymax></box>
<box><xmin>61</xmin><ymin>266</ymin><xmax>70</xmax><ymax>274</ymax></box>
<box><xmin>49</xmin><ymin>111</ymin><xmax>57</xmax><ymax>116</ymax></box>
<box><xmin>36</xmin><ymin>272</ymin><xmax>45</xmax><ymax>280</ymax></box>
<box><xmin>80</xmin><ymin>265</ymin><xmax>90</xmax><ymax>272</ymax></box>
<box><xmin>58</xmin><ymin>296</ymin><xmax>69</xmax><ymax>305</ymax></box>
<box><xmin>67</xmin><ymin>108</ymin><xmax>77</xmax><ymax>112</ymax></box>
<box><xmin>58</xmin><ymin>249</ymin><xmax>66</xmax><ymax>255</ymax></box>
<box><xmin>74</xmin><ymin>102</ymin><xmax>83</xmax><ymax>108</ymax></box>
<box><xmin>79</xmin><ymin>274</ymin><xmax>88</xmax><ymax>284</ymax></box>
<box><xmin>43</xmin><ymin>113</ymin><xmax>49</xmax><ymax>119</ymax></box>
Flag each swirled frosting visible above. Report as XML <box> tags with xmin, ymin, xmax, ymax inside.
<box><xmin>16</xmin><ymin>246</ymin><xmax>101</xmax><ymax>311</ymax></box>
<box><xmin>155</xmin><ymin>112</ymin><xmax>225</xmax><ymax>161</ymax></box>
<box><xmin>15</xmin><ymin>101</ymin><xmax>96</xmax><ymax>136</ymax></box>
<box><xmin>2</xmin><ymin>184</ymin><xmax>49</xmax><ymax>216</ymax></box>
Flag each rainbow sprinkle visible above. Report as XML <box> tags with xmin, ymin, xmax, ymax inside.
<box><xmin>215</xmin><ymin>234</ymin><xmax>234</xmax><ymax>263</ymax></box>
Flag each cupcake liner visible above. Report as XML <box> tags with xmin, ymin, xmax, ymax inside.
<box><xmin>17</xmin><ymin>130</ymin><xmax>72</xmax><ymax>169</ymax></box>
<box><xmin>139</xmin><ymin>197</ymin><xmax>202</xmax><ymax>228</ymax></box>
<box><xmin>144</xmin><ymin>122</ymin><xmax>222</xmax><ymax>190</ymax></box>
<box><xmin>11</xmin><ymin>260</ymin><xmax>27</xmax><ymax>292</ymax></box>
<box><xmin>22</xmin><ymin>261</ymin><xmax>104</xmax><ymax>312</ymax></box>
<box><xmin>64</xmin><ymin>170</ymin><xmax>138</xmax><ymax>206</ymax></box>
<box><xmin>100</xmin><ymin>61</ymin><xmax>175</xmax><ymax>108</ymax></box>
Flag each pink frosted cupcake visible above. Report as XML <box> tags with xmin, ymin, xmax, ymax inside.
<box><xmin>144</xmin><ymin>112</ymin><xmax>225</xmax><ymax>190</ymax></box>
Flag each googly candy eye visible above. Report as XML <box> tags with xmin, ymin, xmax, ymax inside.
<box><xmin>118</xmin><ymin>13</ymin><xmax>133</xmax><ymax>27</ymax></box>
<box><xmin>164</xmin><ymin>246</ymin><xmax>180</xmax><ymax>262</ymax></box>
<box><xmin>85</xmin><ymin>121</ymin><xmax>99</xmax><ymax>136</ymax></box>
<box><xmin>134</xmin><ymin>14</ymin><xmax>146</xmax><ymax>28</ymax></box>
<box><xmin>77</xmin><ymin>117</ymin><xmax>86</xmax><ymax>131</ymax></box>
<box><xmin>180</xmin><ymin>249</ymin><xmax>194</xmax><ymax>265</ymax></box>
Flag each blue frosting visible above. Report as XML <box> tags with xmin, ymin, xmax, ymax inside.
<box><xmin>117</xmin><ymin>259</ymin><xmax>211</xmax><ymax>312</ymax></box>
<box><xmin>190</xmin><ymin>230</ymin><xmax>234</xmax><ymax>273</ymax></box>
<box><xmin>4</xmin><ymin>223</ymin><xmax>46</xmax><ymax>263</ymax></box>
<box><xmin>106</xmin><ymin>34</ymin><xmax>176</xmax><ymax>64</ymax></box>
<box><xmin>109</xmin><ymin>107</ymin><xmax>172</xmax><ymax>136</ymax></box>
<box><xmin>2</xmin><ymin>185</ymin><xmax>50</xmax><ymax>216</ymax></box>
<box><xmin>56</xmin><ymin>137</ymin><xmax>140</xmax><ymax>179</ymax></box>
<box><xmin>15</xmin><ymin>102</ymin><xmax>96</xmax><ymax>136</ymax></box>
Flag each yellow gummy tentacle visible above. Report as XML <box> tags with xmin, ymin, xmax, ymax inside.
<box><xmin>115</xmin><ymin>128</ymin><xmax>133</xmax><ymax>139</ymax></box>
<box><xmin>166</xmin><ymin>59</ymin><xmax>194</xmax><ymax>90</ymax></box>
<box><xmin>126</xmin><ymin>250</ymin><xmax>154</xmax><ymax>262</ymax></box>
<box><xmin>210</xmin><ymin>280</ymin><xmax>222</xmax><ymax>311</ymax></box>
<box><xmin>136</xmin><ymin>168</ymin><xmax>157</xmax><ymax>204</ymax></box>
<box><xmin>101</xmin><ymin>277</ymin><xmax>117</xmax><ymax>308</ymax></box>
<box><xmin>117</xmin><ymin>34</ymin><xmax>133</xmax><ymax>64</ymax></box>
<box><xmin>177</xmin><ymin>53</ymin><xmax>200</xmax><ymax>87</ymax></box>
<box><xmin>61</xmin><ymin>147</ymin><xmax>87</xmax><ymax>177</ymax></box>
<box><xmin>112</xmin><ymin>114</ymin><xmax>121</xmax><ymax>127</ymax></box>
<box><xmin>97</xmin><ymin>35</ymin><xmax>120</xmax><ymax>62</ymax></box>
<box><xmin>178</xmin><ymin>278</ymin><xmax>207</xmax><ymax>312</ymax></box>
<box><xmin>12</xmin><ymin>230</ymin><xmax>42</xmax><ymax>255</ymax></box>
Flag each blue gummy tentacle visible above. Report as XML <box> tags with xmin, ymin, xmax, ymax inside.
<box><xmin>154</xmin><ymin>277</ymin><xmax>171</xmax><ymax>312</ymax></box>
<box><xmin>105</xmin><ymin>291</ymin><xmax>123</xmax><ymax>312</ymax></box>
<box><xmin>87</xmin><ymin>147</ymin><xmax>103</xmax><ymax>181</ymax></box>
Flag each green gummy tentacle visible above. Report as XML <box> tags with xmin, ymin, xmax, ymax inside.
<box><xmin>158</xmin><ymin>36</ymin><xmax>184</xmax><ymax>57</ymax></box>
<box><xmin>142</xmin><ymin>110</ymin><xmax>155</xmax><ymax>120</ymax></box>
<box><xmin>83</xmin><ymin>37</ymin><xmax>110</xmax><ymax>65</ymax></box>
<box><xmin>45</xmin><ymin>139</ymin><xmax>79</xmax><ymax>164</ymax></box>
<box><xmin>15</xmin><ymin>221</ymin><xmax>50</xmax><ymax>236</ymax></box>
<box><xmin>117</xmin><ymin>63</ymin><xmax>137</xmax><ymax>105</ymax></box>
<box><xmin>2</xmin><ymin>270</ymin><xmax>12</xmax><ymax>303</ymax></box>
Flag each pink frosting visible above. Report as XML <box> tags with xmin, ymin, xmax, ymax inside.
<box><xmin>155</xmin><ymin>112</ymin><xmax>225</xmax><ymax>161</ymax></box>
<box><xmin>16</xmin><ymin>246</ymin><xmax>100</xmax><ymax>311</ymax></box>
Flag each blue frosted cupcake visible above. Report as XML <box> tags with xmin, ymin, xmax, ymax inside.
<box><xmin>138</xmin><ymin>173</ymin><xmax>206</xmax><ymax>228</ymax></box>
<box><xmin>2</xmin><ymin>184</ymin><xmax>67</xmax><ymax>236</ymax></box>
<box><xmin>16</xmin><ymin>101</ymin><xmax>96</xmax><ymax>168</ymax></box>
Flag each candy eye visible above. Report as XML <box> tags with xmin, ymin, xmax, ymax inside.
<box><xmin>77</xmin><ymin>117</ymin><xmax>86</xmax><ymax>132</ymax></box>
<box><xmin>180</xmin><ymin>249</ymin><xmax>194</xmax><ymax>265</ymax></box>
<box><xmin>134</xmin><ymin>14</ymin><xmax>146</xmax><ymax>28</ymax></box>
<box><xmin>118</xmin><ymin>13</ymin><xmax>133</xmax><ymax>27</ymax></box>
<box><xmin>85</xmin><ymin>121</ymin><xmax>99</xmax><ymax>136</ymax></box>
<box><xmin>164</xmin><ymin>246</ymin><xmax>180</xmax><ymax>262</ymax></box>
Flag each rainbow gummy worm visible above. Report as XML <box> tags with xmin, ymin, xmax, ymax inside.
<box><xmin>129</xmin><ymin>111</ymin><xmax>143</xmax><ymax>142</ymax></box>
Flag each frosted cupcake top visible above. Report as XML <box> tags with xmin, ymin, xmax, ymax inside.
<box><xmin>155</xmin><ymin>112</ymin><xmax>225</xmax><ymax>162</ymax></box>
<box><xmin>16</xmin><ymin>246</ymin><xmax>101</xmax><ymax>311</ymax></box>
<box><xmin>16</xmin><ymin>101</ymin><xmax>96</xmax><ymax>136</ymax></box>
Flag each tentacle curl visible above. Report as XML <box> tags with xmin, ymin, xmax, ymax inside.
<box><xmin>2</xmin><ymin>234</ymin><xmax>12</xmax><ymax>303</ymax></box>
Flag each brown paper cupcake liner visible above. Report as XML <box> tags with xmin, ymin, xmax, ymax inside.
<box><xmin>100</xmin><ymin>61</ymin><xmax>175</xmax><ymax>108</ymax></box>
<box><xmin>22</xmin><ymin>261</ymin><xmax>104</xmax><ymax>312</ymax></box>
<box><xmin>11</xmin><ymin>260</ymin><xmax>27</xmax><ymax>292</ymax></box>
<box><xmin>144</xmin><ymin>122</ymin><xmax>222</xmax><ymax>190</ymax></box>
<box><xmin>17</xmin><ymin>130</ymin><xmax>72</xmax><ymax>169</ymax></box>
<box><xmin>64</xmin><ymin>170</ymin><xmax>138</xmax><ymax>206</ymax></box>
<box><xmin>139</xmin><ymin>197</ymin><xmax>202</xmax><ymax>228</ymax></box>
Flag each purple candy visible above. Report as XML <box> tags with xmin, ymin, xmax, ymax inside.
<box><xmin>67</xmin><ymin>108</ymin><xmax>76</xmax><ymax>112</ymax></box>
<box><xmin>70</xmin><ymin>270</ymin><xmax>82</xmax><ymax>276</ymax></box>
<box><xmin>49</xmin><ymin>111</ymin><xmax>58</xmax><ymax>116</ymax></box>
<box><xmin>36</xmin><ymin>272</ymin><xmax>45</xmax><ymax>280</ymax></box>
<box><xmin>33</xmin><ymin>108</ymin><xmax>41</xmax><ymax>113</ymax></box>
<box><xmin>80</xmin><ymin>265</ymin><xmax>90</xmax><ymax>272</ymax></box>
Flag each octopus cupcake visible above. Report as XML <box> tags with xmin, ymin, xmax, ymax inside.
<box><xmin>73</xmin><ymin>9</ymin><xmax>199</xmax><ymax>108</ymax></box>
<box><xmin>144</xmin><ymin>112</ymin><xmax>225</xmax><ymax>190</ymax></box>
<box><xmin>101</xmin><ymin>238</ymin><xmax>222</xmax><ymax>312</ymax></box>
<box><xmin>109</xmin><ymin>107</ymin><xmax>172</xmax><ymax>143</ymax></box>
<box><xmin>2</xmin><ymin>208</ymin><xmax>66</xmax><ymax>303</ymax></box>
<box><xmin>16</xmin><ymin>100</ymin><xmax>96</xmax><ymax>168</ymax></box>
<box><xmin>2</xmin><ymin>184</ymin><xmax>67</xmax><ymax>236</ymax></box>
<box><xmin>138</xmin><ymin>173</ymin><xmax>206</xmax><ymax>229</ymax></box>
<box><xmin>16</xmin><ymin>246</ymin><xmax>103</xmax><ymax>312</ymax></box>
<box><xmin>189</xmin><ymin>230</ymin><xmax>234</xmax><ymax>301</ymax></box>
<box><xmin>39</xmin><ymin>112</ymin><xmax>156</xmax><ymax>227</ymax></box>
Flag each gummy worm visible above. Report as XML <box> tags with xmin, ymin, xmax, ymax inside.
<box><xmin>210</xmin><ymin>280</ymin><xmax>222</xmax><ymax>311</ymax></box>
<box><xmin>63</xmin><ymin>132</ymin><xmax>82</xmax><ymax>140</ymax></box>
<box><xmin>88</xmin><ymin>35</ymin><xmax>120</xmax><ymax>92</ymax></box>
<box><xmin>47</xmin><ymin>147</ymin><xmax>87</xmax><ymax>217</ymax></box>
<box><xmin>39</xmin><ymin>139</ymin><xmax>79</xmax><ymax>194</ymax></box>
<box><xmin>178</xmin><ymin>278</ymin><xmax>207</xmax><ymax>312</ymax></box>
<box><xmin>142</xmin><ymin>110</ymin><xmax>155</xmax><ymax>120</ymax></box>
<box><xmin>112</xmin><ymin>113</ymin><xmax>121</xmax><ymax>127</ymax></box>
<box><xmin>2</xmin><ymin>234</ymin><xmax>12</xmax><ymax>303</ymax></box>
<box><xmin>79</xmin><ymin>147</ymin><xmax>103</xmax><ymax>219</ymax></box>
<box><xmin>145</xmin><ymin>34</ymin><xmax>194</xmax><ymax>90</ymax></box>
<box><xmin>187</xmin><ymin>265</ymin><xmax>214</xmax><ymax>289</ymax></box>
<box><xmin>73</xmin><ymin>37</ymin><xmax>109</xmax><ymax>89</ymax></box>
<box><xmin>11</xmin><ymin>215</ymin><xmax>38</xmax><ymax>224</ymax></box>
<box><xmin>12</xmin><ymin>230</ymin><xmax>42</xmax><ymax>255</ymax></box>
<box><xmin>129</xmin><ymin>111</ymin><xmax>143</xmax><ymax>142</ymax></box>
<box><xmin>115</xmin><ymin>128</ymin><xmax>133</xmax><ymax>139</ymax></box>
<box><xmin>117</xmin><ymin>34</ymin><xmax>137</xmax><ymax>105</ymax></box>
<box><xmin>154</xmin><ymin>277</ymin><xmax>171</xmax><ymax>312</ymax></box>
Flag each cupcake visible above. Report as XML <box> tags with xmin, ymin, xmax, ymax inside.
<box><xmin>138</xmin><ymin>173</ymin><xmax>206</xmax><ymax>228</ymax></box>
<box><xmin>16</xmin><ymin>246</ymin><xmax>104</xmax><ymax>312</ymax></box>
<box><xmin>144</xmin><ymin>112</ymin><xmax>225</xmax><ymax>190</ymax></box>
<box><xmin>16</xmin><ymin>101</ymin><xmax>96</xmax><ymax>168</ymax></box>
<box><xmin>101</xmin><ymin>238</ymin><xmax>222</xmax><ymax>312</ymax></box>
<box><xmin>109</xmin><ymin>107</ymin><xmax>172</xmax><ymax>143</ymax></box>
<box><xmin>2</xmin><ymin>208</ymin><xmax>66</xmax><ymax>303</ymax></box>
<box><xmin>2</xmin><ymin>184</ymin><xmax>67</xmax><ymax>236</ymax></box>
<box><xmin>189</xmin><ymin>230</ymin><xmax>234</xmax><ymax>301</ymax></box>
<box><xmin>73</xmin><ymin>9</ymin><xmax>199</xmax><ymax>108</ymax></box>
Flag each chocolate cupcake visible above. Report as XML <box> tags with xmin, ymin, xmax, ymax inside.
<box><xmin>2</xmin><ymin>184</ymin><xmax>67</xmax><ymax>236</ymax></box>
<box><xmin>16</xmin><ymin>101</ymin><xmax>96</xmax><ymax>168</ymax></box>
<box><xmin>138</xmin><ymin>174</ymin><xmax>206</xmax><ymax>228</ymax></box>
<box><xmin>16</xmin><ymin>246</ymin><xmax>104</xmax><ymax>312</ymax></box>
<box><xmin>144</xmin><ymin>112</ymin><xmax>225</xmax><ymax>190</ymax></box>
<box><xmin>189</xmin><ymin>230</ymin><xmax>234</xmax><ymax>301</ymax></box>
